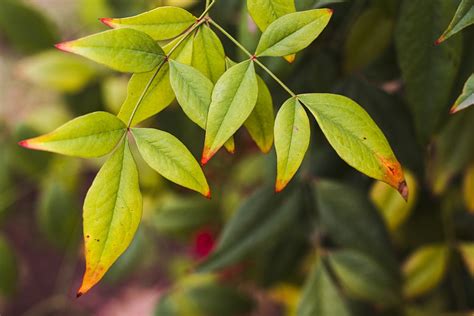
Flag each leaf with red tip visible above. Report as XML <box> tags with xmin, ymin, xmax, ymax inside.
<box><xmin>56</xmin><ymin>28</ymin><xmax>165</xmax><ymax>73</ymax></box>
<box><xmin>299</xmin><ymin>93</ymin><xmax>407</xmax><ymax>198</ymax></box>
<box><xmin>274</xmin><ymin>97</ymin><xmax>310</xmax><ymax>192</ymax></box>
<box><xmin>202</xmin><ymin>60</ymin><xmax>258</xmax><ymax>164</ymax></box>
<box><xmin>99</xmin><ymin>6</ymin><xmax>196</xmax><ymax>40</ymax></box>
<box><xmin>19</xmin><ymin>112</ymin><xmax>126</xmax><ymax>158</ymax></box>
<box><xmin>437</xmin><ymin>0</ymin><xmax>474</xmax><ymax>44</ymax></box>
<box><xmin>450</xmin><ymin>73</ymin><xmax>474</xmax><ymax>114</ymax></box>
<box><xmin>78</xmin><ymin>139</ymin><xmax>142</xmax><ymax>295</ymax></box>
<box><xmin>132</xmin><ymin>128</ymin><xmax>210</xmax><ymax>197</ymax></box>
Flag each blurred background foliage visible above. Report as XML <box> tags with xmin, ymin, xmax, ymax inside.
<box><xmin>0</xmin><ymin>0</ymin><xmax>473</xmax><ymax>315</ymax></box>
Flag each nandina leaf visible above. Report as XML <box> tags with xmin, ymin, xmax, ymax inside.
<box><xmin>56</xmin><ymin>28</ymin><xmax>165</xmax><ymax>73</ymax></box>
<box><xmin>132</xmin><ymin>128</ymin><xmax>210</xmax><ymax>197</ymax></box>
<box><xmin>298</xmin><ymin>257</ymin><xmax>350</xmax><ymax>316</ymax></box>
<box><xmin>255</xmin><ymin>9</ymin><xmax>332</xmax><ymax>57</ymax></box>
<box><xmin>458</xmin><ymin>243</ymin><xmax>474</xmax><ymax>276</ymax></box>
<box><xmin>100</xmin><ymin>6</ymin><xmax>196</xmax><ymax>40</ymax></box>
<box><xmin>19</xmin><ymin>112</ymin><xmax>126</xmax><ymax>158</ymax></box>
<box><xmin>451</xmin><ymin>73</ymin><xmax>474</xmax><ymax>113</ymax></box>
<box><xmin>247</xmin><ymin>0</ymin><xmax>295</xmax><ymax>32</ymax></box>
<box><xmin>299</xmin><ymin>93</ymin><xmax>407</xmax><ymax>199</ymax></box>
<box><xmin>464</xmin><ymin>165</ymin><xmax>474</xmax><ymax>213</ymax></box>
<box><xmin>117</xmin><ymin>34</ymin><xmax>194</xmax><ymax>126</ymax></box>
<box><xmin>437</xmin><ymin>0</ymin><xmax>474</xmax><ymax>44</ymax></box>
<box><xmin>192</xmin><ymin>25</ymin><xmax>226</xmax><ymax>84</ymax></box>
<box><xmin>402</xmin><ymin>244</ymin><xmax>449</xmax><ymax>299</ymax></box>
<box><xmin>202</xmin><ymin>60</ymin><xmax>258</xmax><ymax>164</ymax></box>
<box><xmin>274</xmin><ymin>97</ymin><xmax>310</xmax><ymax>192</ymax></box>
<box><xmin>244</xmin><ymin>76</ymin><xmax>274</xmax><ymax>153</ymax></box>
<box><xmin>78</xmin><ymin>139</ymin><xmax>142</xmax><ymax>296</ymax></box>
<box><xmin>395</xmin><ymin>0</ymin><xmax>462</xmax><ymax>142</ymax></box>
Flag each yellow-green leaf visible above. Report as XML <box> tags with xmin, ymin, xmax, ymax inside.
<box><xmin>299</xmin><ymin>93</ymin><xmax>407</xmax><ymax>199</ymax></box>
<box><xmin>19</xmin><ymin>112</ymin><xmax>126</xmax><ymax>158</ymax></box>
<box><xmin>274</xmin><ymin>97</ymin><xmax>310</xmax><ymax>192</ymax></box>
<box><xmin>244</xmin><ymin>76</ymin><xmax>274</xmax><ymax>153</ymax></box>
<box><xmin>255</xmin><ymin>9</ymin><xmax>332</xmax><ymax>57</ymax></box>
<box><xmin>132</xmin><ymin>128</ymin><xmax>210</xmax><ymax>197</ymax></box>
<box><xmin>56</xmin><ymin>28</ymin><xmax>165</xmax><ymax>73</ymax></box>
<box><xmin>78</xmin><ymin>139</ymin><xmax>142</xmax><ymax>296</ymax></box>
<box><xmin>19</xmin><ymin>50</ymin><xmax>98</xmax><ymax>93</ymax></box>
<box><xmin>402</xmin><ymin>244</ymin><xmax>449</xmax><ymax>299</ymax></box>
<box><xmin>464</xmin><ymin>164</ymin><xmax>474</xmax><ymax>213</ymax></box>
<box><xmin>202</xmin><ymin>60</ymin><xmax>258</xmax><ymax>164</ymax></box>
<box><xmin>451</xmin><ymin>73</ymin><xmax>474</xmax><ymax>114</ymax></box>
<box><xmin>192</xmin><ymin>25</ymin><xmax>226</xmax><ymax>84</ymax></box>
<box><xmin>437</xmin><ymin>0</ymin><xmax>474</xmax><ymax>44</ymax></box>
<box><xmin>247</xmin><ymin>0</ymin><xmax>295</xmax><ymax>31</ymax></box>
<box><xmin>458</xmin><ymin>243</ymin><xmax>474</xmax><ymax>277</ymax></box>
<box><xmin>101</xmin><ymin>6</ymin><xmax>196</xmax><ymax>40</ymax></box>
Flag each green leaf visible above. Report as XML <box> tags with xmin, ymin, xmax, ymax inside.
<box><xmin>117</xmin><ymin>33</ymin><xmax>194</xmax><ymax>126</ymax></box>
<box><xmin>315</xmin><ymin>180</ymin><xmax>398</xmax><ymax>271</ymax></box>
<box><xmin>244</xmin><ymin>76</ymin><xmax>275</xmax><ymax>153</ymax></box>
<box><xmin>328</xmin><ymin>250</ymin><xmax>401</xmax><ymax>306</ymax></box>
<box><xmin>458</xmin><ymin>243</ymin><xmax>474</xmax><ymax>277</ymax></box>
<box><xmin>56</xmin><ymin>28</ymin><xmax>166</xmax><ymax>73</ymax></box>
<box><xmin>199</xmin><ymin>186</ymin><xmax>301</xmax><ymax>272</ymax></box>
<box><xmin>451</xmin><ymin>73</ymin><xmax>474</xmax><ymax>113</ymax></box>
<box><xmin>402</xmin><ymin>244</ymin><xmax>449</xmax><ymax>299</ymax></box>
<box><xmin>78</xmin><ymin>139</ymin><xmax>142</xmax><ymax>296</ymax></box>
<box><xmin>0</xmin><ymin>0</ymin><xmax>58</xmax><ymax>54</ymax></box>
<box><xmin>297</xmin><ymin>257</ymin><xmax>350</xmax><ymax>316</ymax></box>
<box><xmin>192</xmin><ymin>25</ymin><xmax>226</xmax><ymax>84</ymax></box>
<box><xmin>19</xmin><ymin>112</ymin><xmax>126</xmax><ymax>158</ymax></box>
<box><xmin>247</xmin><ymin>0</ymin><xmax>296</xmax><ymax>32</ymax></box>
<box><xmin>464</xmin><ymin>165</ymin><xmax>474</xmax><ymax>213</ymax></box>
<box><xmin>202</xmin><ymin>60</ymin><xmax>258</xmax><ymax>164</ymax></box>
<box><xmin>344</xmin><ymin>7</ymin><xmax>394</xmax><ymax>73</ymax></box>
<box><xmin>437</xmin><ymin>0</ymin><xmax>474</xmax><ymax>43</ymax></box>
<box><xmin>101</xmin><ymin>6</ymin><xmax>196</xmax><ymax>40</ymax></box>
<box><xmin>274</xmin><ymin>97</ymin><xmax>310</xmax><ymax>192</ymax></box>
<box><xmin>132</xmin><ymin>128</ymin><xmax>210</xmax><ymax>197</ymax></box>
<box><xmin>19</xmin><ymin>50</ymin><xmax>98</xmax><ymax>93</ymax></box>
<box><xmin>395</xmin><ymin>0</ymin><xmax>463</xmax><ymax>142</ymax></box>
<box><xmin>299</xmin><ymin>93</ymin><xmax>407</xmax><ymax>197</ymax></box>
<box><xmin>0</xmin><ymin>235</ymin><xmax>18</xmax><ymax>296</ymax></box>
<box><xmin>255</xmin><ymin>9</ymin><xmax>333</xmax><ymax>57</ymax></box>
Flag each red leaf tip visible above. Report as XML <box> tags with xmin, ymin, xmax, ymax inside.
<box><xmin>55</xmin><ymin>42</ymin><xmax>72</xmax><ymax>52</ymax></box>
<box><xmin>76</xmin><ymin>291</ymin><xmax>83</xmax><ymax>298</ymax></box>
<box><xmin>434</xmin><ymin>35</ymin><xmax>445</xmax><ymax>46</ymax></box>
<box><xmin>327</xmin><ymin>8</ymin><xmax>334</xmax><ymax>14</ymax></box>
<box><xmin>275</xmin><ymin>180</ymin><xmax>287</xmax><ymax>193</ymax></box>
<box><xmin>449</xmin><ymin>105</ymin><xmax>458</xmax><ymax>114</ymax></box>
<box><xmin>204</xmin><ymin>189</ymin><xmax>212</xmax><ymax>199</ymax></box>
<box><xmin>99</xmin><ymin>17</ymin><xmax>114</xmax><ymax>28</ymax></box>
<box><xmin>18</xmin><ymin>140</ymin><xmax>28</xmax><ymax>148</ymax></box>
<box><xmin>398</xmin><ymin>180</ymin><xmax>409</xmax><ymax>202</ymax></box>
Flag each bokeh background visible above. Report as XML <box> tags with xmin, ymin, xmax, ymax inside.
<box><xmin>0</xmin><ymin>0</ymin><xmax>473</xmax><ymax>315</ymax></box>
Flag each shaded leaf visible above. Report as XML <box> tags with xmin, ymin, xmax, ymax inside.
<box><xmin>132</xmin><ymin>128</ymin><xmax>210</xmax><ymax>197</ymax></box>
<box><xmin>101</xmin><ymin>6</ymin><xmax>196</xmax><ymax>40</ymax></box>
<box><xmin>19</xmin><ymin>112</ymin><xmax>126</xmax><ymax>158</ymax></box>
<box><xmin>437</xmin><ymin>0</ymin><xmax>474</xmax><ymax>43</ymax></box>
<box><xmin>274</xmin><ymin>97</ymin><xmax>310</xmax><ymax>192</ymax></box>
<box><xmin>78</xmin><ymin>139</ymin><xmax>142</xmax><ymax>295</ymax></box>
<box><xmin>300</xmin><ymin>93</ymin><xmax>407</xmax><ymax>198</ymax></box>
<box><xmin>202</xmin><ymin>60</ymin><xmax>258</xmax><ymax>164</ymax></box>
<box><xmin>464</xmin><ymin>164</ymin><xmax>474</xmax><ymax>213</ymax></box>
<box><xmin>0</xmin><ymin>235</ymin><xmax>18</xmax><ymax>296</ymax></box>
<box><xmin>57</xmin><ymin>29</ymin><xmax>165</xmax><ymax>73</ymax></box>
<box><xmin>402</xmin><ymin>244</ymin><xmax>449</xmax><ymax>299</ymax></box>
<box><xmin>451</xmin><ymin>73</ymin><xmax>474</xmax><ymax>114</ymax></box>
<box><xmin>255</xmin><ymin>9</ymin><xmax>332</xmax><ymax>57</ymax></box>
<box><xmin>192</xmin><ymin>25</ymin><xmax>226</xmax><ymax>84</ymax></box>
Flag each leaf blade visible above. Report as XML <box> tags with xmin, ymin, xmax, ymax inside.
<box><xmin>437</xmin><ymin>0</ymin><xmax>474</xmax><ymax>43</ymax></box>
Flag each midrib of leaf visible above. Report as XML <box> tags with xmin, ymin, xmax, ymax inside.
<box><xmin>211</xmin><ymin>63</ymin><xmax>254</xmax><ymax>149</ymax></box>
<box><xmin>37</xmin><ymin>128</ymin><xmax>126</xmax><ymax>144</ymax></box>
<box><xmin>79</xmin><ymin>45</ymin><xmax>163</xmax><ymax>59</ymax></box>
<box><xmin>117</xmin><ymin>20</ymin><xmax>195</xmax><ymax>27</ymax></box>
<box><xmin>174</xmin><ymin>69</ymin><xmax>209</xmax><ymax>127</ymax></box>
<box><xmin>281</xmin><ymin>100</ymin><xmax>300</xmax><ymax>179</ymax></box>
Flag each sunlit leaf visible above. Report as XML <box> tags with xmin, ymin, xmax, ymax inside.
<box><xmin>19</xmin><ymin>112</ymin><xmax>126</xmax><ymax>158</ymax></box>
<box><xmin>245</xmin><ymin>76</ymin><xmax>274</xmax><ymax>153</ymax></box>
<box><xmin>101</xmin><ymin>6</ymin><xmax>196</xmax><ymax>40</ymax></box>
<box><xmin>247</xmin><ymin>0</ymin><xmax>295</xmax><ymax>31</ymax></box>
<box><xmin>451</xmin><ymin>73</ymin><xmax>474</xmax><ymax>114</ymax></box>
<box><xmin>255</xmin><ymin>9</ymin><xmax>332</xmax><ymax>57</ymax></box>
<box><xmin>458</xmin><ymin>243</ymin><xmax>474</xmax><ymax>277</ymax></box>
<box><xmin>402</xmin><ymin>244</ymin><xmax>449</xmax><ymax>299</ymax></box>
<box><xmin>202</xmin><ymin>60</ymin><xmax>258</xmax><ymax>164</ymax></box>
<box><xmin>78</xmin><ymin>139</ymin><xmax>142</xmax><ymax>296</ymax></box>
<box><xmin>274</xmin><ymin>97</ymin><xmax>310</xmax><ymax>192</ymax></box>
<box><xmin>437</xmin><ymin>0</ymin><xmax>474</xmax><ymax>43</ymax></box>
<box><xmin>297</xmin><ymin>256</ymin><xmax>350</xmax><ymax>316</ymax></box>
<box><xmin>132</xmin><ymin>128</ymin><xmax>210</xmax><ymax>197</ymax></box>
<box><xmin>192</xmin><ymin>25</ymin><xmax>226</xmax><ymax>84</ymax></box>
<box><xmin>56</xmin><ymin>29</ymin><xmax>165</xmax><ymax>73</ymax></box>
<box><xmin>299</xmin><ymin>93</ymin><xmax>407</xmax><ymax>198</ymax></box>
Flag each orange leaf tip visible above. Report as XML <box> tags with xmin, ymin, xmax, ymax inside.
<box><xmin>434</xmin><ymin>35</ymin><xmax>445</xmax><ymax>46</ymax></box>
<box><xmin>76</xmin><ymin>292</ymin><xmax>83</xmax><ymax>298</ymax></box>
<box><xmin>18</xmin><ymin>140</ymin><xmax>29</xmax><ymax>148</ymax></box>
<box><xmin>204</xmin><ymin>189</ymin><xmax>212</xmax><ymax>199</ymax></box>
<box><xmin>201</xmin><ymin>148</ymin><xmax>215</xmax><ymax>166</ymax></box>
<box><xmin>99</xmin><ymin>17</ymin><xmax>114</xmax><ymax>28</ymax></box>
<box><xmin>398</xmin><ymin>180</ymin><xmax>409</xmax><ymax>202</ymax></box>
<box><xmin>284</xmin><ymin>54</ymin><xmax>296</xmax><ymax>63</ymax></box>
<box><xmin>275</xmin><ymin>179</ymin><xmax>287</xmax><ymax>193</ymax></box>
<box><xmin>327</xmin><ymin>8</ymin><xmax>334</xmax><ymax>14</ymax></box>
<box><xmin>449</xmin><ymin>105</ymin><xmax>458</xmax><ymax>114</ymax></box>
<box><xmin>55</xmin><ymin>41</ymin><xmax>73</xmax><ymax>52</ymax></box>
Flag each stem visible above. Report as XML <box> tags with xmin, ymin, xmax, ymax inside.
<box><xmin>209</xmin><ymin>19</ymin><xmax>297</xmax><ymax>98</ymax></box>
<box><xmin>205</xmin><ymin>0</ymin><xmax>211</xmax><ymax>8</ymax></box>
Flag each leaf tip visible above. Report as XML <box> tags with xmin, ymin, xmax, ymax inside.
<box><xmin>434</xmin><ymin>35</ymin><xmax>445</xmax><ymax>46</ymax></box>
<box><xmin>201</xmin><ymin>148</ymin><xmax>215</xmax><ymax>166</ymax></box>
<box><xmin>55</xmin><ymin>41</ymin><xmax>73</xmax><ymax>52</ymax></box>
<box><xmin>76</xmin><ymin>291</ymin><xmax>83</xmax><ymax>298</ymax></box>
<box><xmin>18</xmin><ymin>139</ymin><xmax>29</xmax><ymax>148</ymax></box>
<box><xmin>449</xmin><ymin>105</ymin><xmax>459</xmax><ymax>114</ymax></box>
<box><xmin>398</xmin><ymin>180</ymin><xmax>409</xmax><ymax>202</ymax></box>
<box><xmin>99</xmin><ymin>17</ymin><xmax>115</xmax><ymax>28</ymax></box>
<box><xmin>284</xmin><ymin>54</ymin><xmax>296</xmax><ymax>63</ymax></box>
<box><xmin>204</xmin><ymin>189</ymin><xmax>212</xmax><ymax>199</ymax></box>
<box><xmin>275</xmin><ymin>179</ymin><xmax>287</xmax><ymax>193</ymax></box>
<box><xmin>18</xmin><ymin>138</ymin><xmax>40</xmax><ymax>150</ymax></box>
<box><xmin>326</xmin><ymin>8</ymin><xmax>334</xmax><ymax>15</ymax></box>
